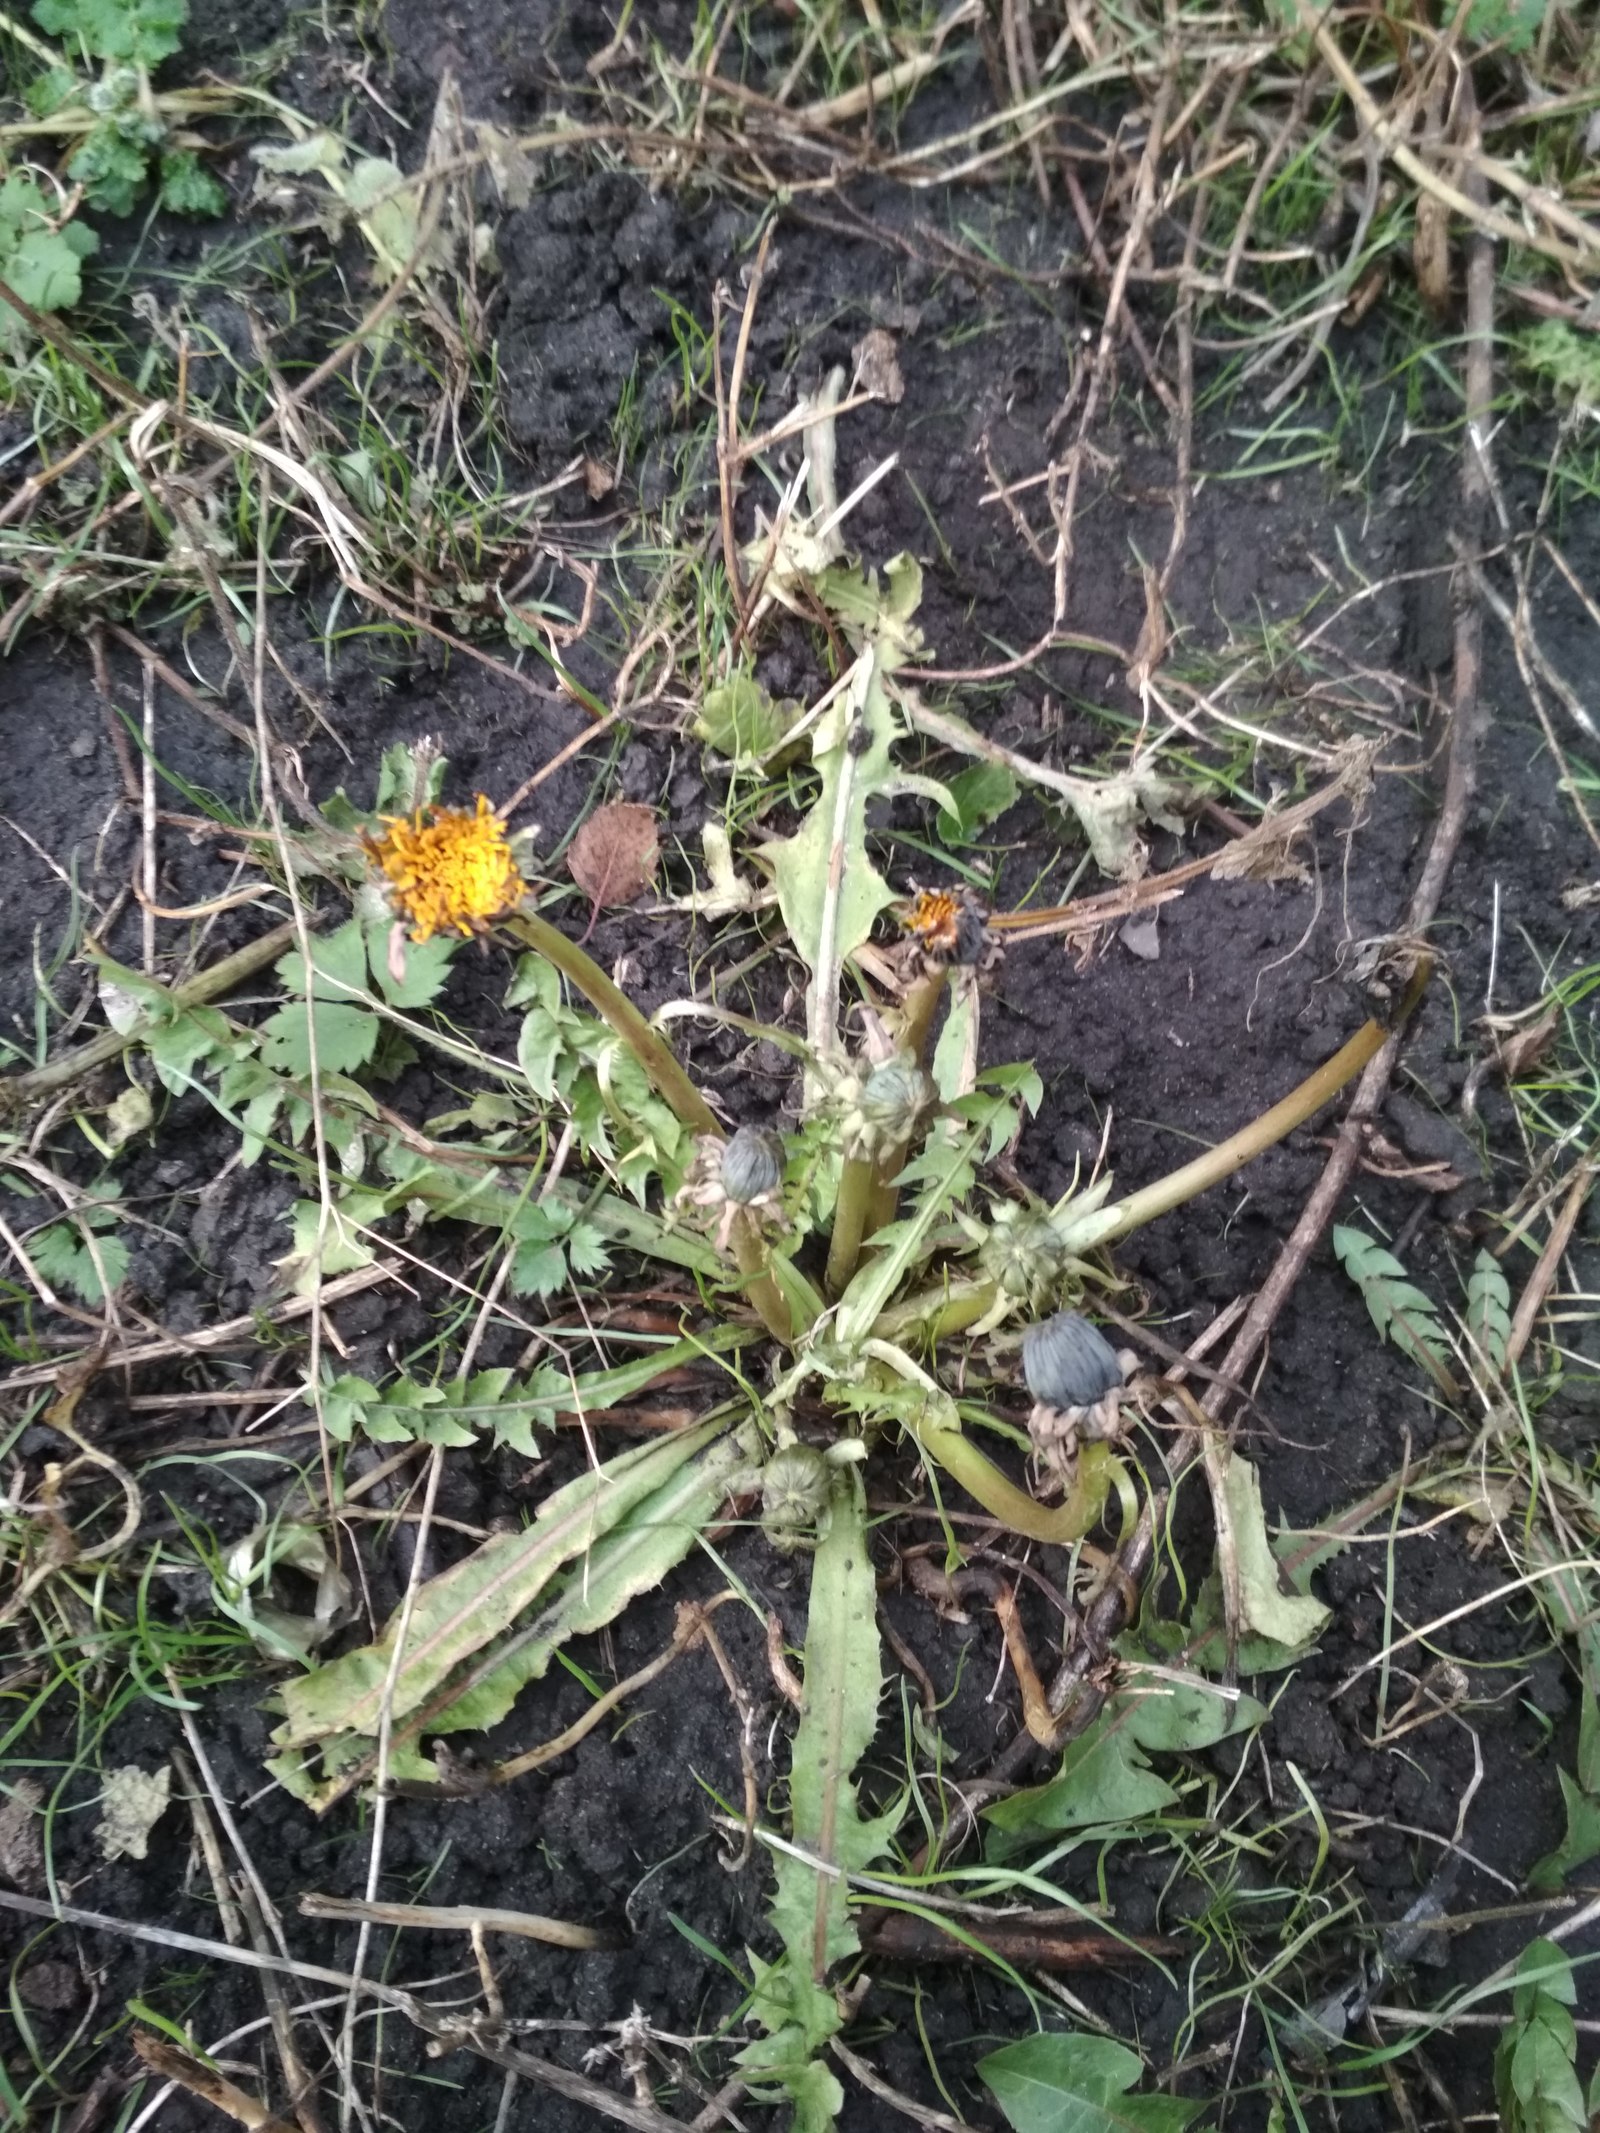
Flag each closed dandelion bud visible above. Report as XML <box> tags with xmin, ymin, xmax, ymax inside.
<box><xmin>980</xmin><ymin>1202</ymin><xmax>1066</xmax><ymax>1309</ymax></box>
<box><xmin>847</xmin><ymin>1057</ymin><xmax>933</xmax><ymax>1157</ymax></box>
<box><xmin>1022</xmin><ymin>1311</ymin><xmax>1124</xmax><ymax>1413</ymax></box>
<box><xmin>862</xmin><ymin>1058</ymin><xmax>928</xmax><ymax>1123</ymax></box>
<box><xmin>761</xmin><ymin>1442</ymin><xmax>830</xmax><ymax>1552</ymax></box>
<box><xmin>721</xmin><ymin>1126</ymin><xmax>784</xmax><ymax>1205</ymax></box>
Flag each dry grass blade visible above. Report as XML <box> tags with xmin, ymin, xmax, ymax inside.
<box><xmin>298</xmin><ymin>1893</ymin><xmax>625</xmax><ymax>1949</ymax></box>
<box><xmin>131</xmin><ymin>2032</ymin><xmax>297</xmax><ymax>2133</ymax></box>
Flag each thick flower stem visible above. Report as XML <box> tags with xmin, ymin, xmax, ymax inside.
<box><xmin>729</xmin><ymin>1213</ymin><xmax>795</xmax><ymax>1347</ymax></box>
<box><xmin>897</xmin><ymin>969</ymin><xmax>946</xmax><ymax>1071</ymax></box>
<box><xmin>503</xmin><ymin>907</ymin><xmax>719</xmax><ymax>1139</ymax></box>
<box><xmin>910</xmin><ymin>1419</ymin><xmax>1116</xmax><ymax>1545</ymax></box>
<box><xmin>872</xmin><ymin>1278</ymin><xmax>1000</xmax><ymax>1347</ymax></box>
<box><xmin>825</xmin><ymin>1153</ymin><xmax>877</xmax><ymax>1299</ymax></box>
<box><xmin>1095</xmin><ymin>1014</ymin><xmax>1389</xmax><ymax>1246</ymax></box>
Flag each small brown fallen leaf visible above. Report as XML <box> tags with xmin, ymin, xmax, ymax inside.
<box><xmin>1493</xmin><ymin>1005</ymin><xmax>1561</xmax><ymax>1081</ymax></box>
<box><xmin>568</xmin><ymin>802</ymin><xmax>660</xmax><ymax>927</ymax></box>
<box><xmin>17</xmin><ymin>1960</ymin><xmax>79</xmax><ymax>2010</ymax></box>
<box><xmin>851</xmin><ymin>326</ymin><xmax>904</xmax><ymax>404</ymax></box>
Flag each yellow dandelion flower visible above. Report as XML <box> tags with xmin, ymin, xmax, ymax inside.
<box><xmin>362</xmin><ymin>796</ymin><xmax>525</xmax><ymax>942</ymax></box>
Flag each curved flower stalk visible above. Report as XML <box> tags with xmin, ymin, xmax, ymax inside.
<box><xmin>879</xmin><ymin>984</ymin><xmax>1427</xmax><ymax>1347</ymax></box>
<box><xmin>859</xmin><ymin>1339</ymin><xmax>1126</xmax><ymax>1546</ymax></box>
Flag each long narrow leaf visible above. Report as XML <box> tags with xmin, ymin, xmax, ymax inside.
<box><xmin>275</xmin><ymin>1417</ymin><xmax>730</xmax><ymax>1747</ymax></box>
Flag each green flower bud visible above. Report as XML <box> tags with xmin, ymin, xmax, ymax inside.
<box><xmin>761</xmin><ymin>1442</ymin><xmax>831</xmax><ymax>1554</ymax></box>
<box><xmin>979</xmin><ymin>1202</ymin><xmax>1069</xmax><ymax>1311</ymax></box>
<box><xmin>834</xmin><ymin>1055</ymin><xmax>933</xmax><ymax>1163</ymax></box>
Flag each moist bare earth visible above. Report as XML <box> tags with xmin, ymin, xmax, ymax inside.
<box><xmin>3</xmin><ymin>4</ymin><xmax>1599</xmax><ymax>2129</ymax></box>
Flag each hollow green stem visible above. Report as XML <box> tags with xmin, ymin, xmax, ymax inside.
<box><xmin>898</xmin><ymin>968</ymin><xmax>946</xmax><ymax>1071</ymax></box>
<box><xmin>1096</xmin><ymin>1014</ymin><xmax>1389</xmax><ymax>1246</ymax></box>
<box><xmin>872</xmin><ymin>1277</ymin><xmax>1000</xmax><ymax>1348</ymax></box>
<box><xmin>909</xmin><ymin>1414</ymin><xmax>1116</xmax><ymax>1545</ymax></box>
<box><xmin>729</xmin><ymin>1210</ymin><xmax>795</xmax><ymax>1347</ymax></box>
<box><xmin>825</xmin><ymin>1153</ymin><xmax>877</xmax><ymax>1299</ymax></box>
<box><xmin>503</xmin><ymin>907</ymin><xmax>720</xmax><ymax>1139</ymax></box>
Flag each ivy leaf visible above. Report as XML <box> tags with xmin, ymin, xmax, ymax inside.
<box><xmin>937</xmin><ymin>762</ymin><xmax>1018</xmax><ymax>845</ymax></box>
<box><xmin>1333</xmin><ymin>1225</ymin><xmax>1457</xmax><ymax>1392</ymax></box>
<box><xmin>696</xmin><ymin>670</ymin><xmax>798</xmax><ymax>763</ymax></box>
<box><xmin>984</xmin><ymin>1713</ymin><xmax>1177</xmax><ymax>1854</ymax></box>
<box><xmin>980</xmin><ymin>2034</ymin><xmax>1203</xmax><ymax>2133</ymax></box>
<box><xmin>258</xmin><ymin>1001</ymin><xmax>380</xmax><ymax>1078</ymax></box>
<box><xmin>32</xmin><ymin>0</ymin><xmax>189</xmax><ymax>66</ymax></box>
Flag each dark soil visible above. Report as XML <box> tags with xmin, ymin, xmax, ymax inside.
<box><xmin>4</xmin><ymin>4</ymin><xmax>1600</xmax><ymax>2131</ymax></box>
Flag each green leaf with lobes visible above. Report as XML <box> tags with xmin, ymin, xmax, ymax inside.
<box><xmin>980</xmin><ymin>2033</ymin><xmax>1205</xmax><ymax>2133</ymax></box>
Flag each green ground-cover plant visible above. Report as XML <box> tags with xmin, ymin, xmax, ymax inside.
<box><xmin>9</xmin><ymin>5</ymin><xmax>1600</xmax><ymax>2120</ymax></box>
<box><xmin>40</xmin><ymin>459</ymin><xmax>1414</xmax><ymax>2127</ymax></box>
<box><xmin>4</xmin><ymin>0</ymin><xmax>227</xmax><ymax>225</ymax></box>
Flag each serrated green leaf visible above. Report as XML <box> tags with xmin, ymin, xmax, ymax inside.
<box><xmin>741</xmin><ymin>1469</ymin><xmax>897</xmax><ymax>2130</ymax></box>
<box><xmin>145</xmin><ymin>1005</ymin><xmax>235</xmax><ymax>1093</ymax></box>
<box><xmin>33</xmin><ymin>0</ymin><xmax>188</xmax><ymax>65</ymax></box>
<box><xmin>279</xmin><ymin>1192</ymin><xmax>384</xmax><ymax>1292</ymax></box>
<box><xmin>68</xmin><ymin>121</ymin><xmax>154</xmax><ymax>217</ymax></box>
<box><xmin>366</xmin><ymin>920</ymin><xmax>455</xmax><ymax>1009</ymax></box>
<box><xmin>275</xmin><ymin>1418</ymin><xmax>741</xmax><ymax>1749</ymax></box>
<box><xmin>158</xmin><ymin>150</ymin><xmax>225</xmax><ymax>217</ymax></box>
<box><xmin>259</xmin><ymin>1000</ymin><xmax>380</xmax><ymax>1078</ymax></box>
<box><xmin>30</xmin><ymin>1216</ymin><xmax>129</xmax><ymax>1303</ymax></box>
<box><xmin>1466</xmin><ymin>1249</ymin><xmax>1512</xmax><ymax>1369</ymax></box>
<box><xmin>769</xmin><ymin>649</ymin><xmax>898</xmax><ymax>1047</ymax></box>
<box><xmin>1333</xmin><ymin>1225</ymin><xmax>1456</xmax><ymax>1388</ymax></box>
